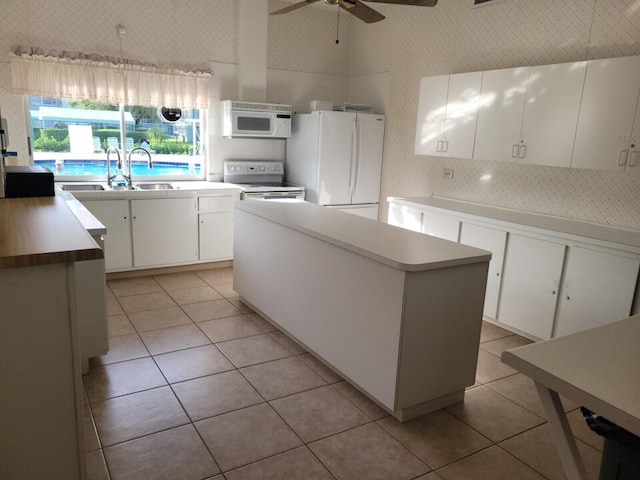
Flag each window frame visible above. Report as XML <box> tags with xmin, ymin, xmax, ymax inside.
<box><xmin>26</xmin><ymin>96</ymin><xmax>207</xmax><ymax>183</ymax></box>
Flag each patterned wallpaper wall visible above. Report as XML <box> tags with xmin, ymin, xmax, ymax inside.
<box><xmin>267</xmin><ymin>0</ymin><xmax>351</xmax><ymax>76</ymax></box>
<box><xmin>0</xmin><ymin>0</ymin><xmax>238</xmax><ymax>68</ymax></box>
<box><xmin>346</xmin><ymin>0</ymin><xmax>640</xmax><ymax>229</ymax></box>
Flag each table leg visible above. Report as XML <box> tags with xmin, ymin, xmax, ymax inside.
<box><xmin>535</xmin><ymin>382</ymin><xmax>588</xmax><ymax>480</ymax></box>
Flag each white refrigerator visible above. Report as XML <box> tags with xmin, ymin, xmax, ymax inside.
<box><xmin>286</xmin><ymin>111</ymin><xmax>385</xmax><ymax>220</ymax></box>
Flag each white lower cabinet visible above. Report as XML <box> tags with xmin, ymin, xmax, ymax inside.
<box><xmin>199</xmin><ymin>213</ymin><xmax>233</xmax><ymax>260</ymax></box>
<box><xmin>388</xmin><ymin>202</ymin><xmax>423</xmax><ymax>232</ymax></box>
<box><xmin>131</xmin><ymin>198</ymin><xmax>198</xmax><ymax>267</ymax></box>
<box><xmin>554</xmin><ymin>246</ymin><xmax>640</xmax><ymax>337</ymax></box>
<box><xmin>82</xmin><ymin>200</ymin><xmax>133</xmax><ymax>271</ymax></box>
<box><xmin>498</xmin><ymin>233</ymin><xmax>566</xmax><ymax>339</ymax></box>
<box><xmin>421</xmin><ymin>210</ymin><xmax>460</xmax><ymax>241</ymax></box>
<box><xmin>82</xmin><ymin>195</ymin><xmax>223</xmax><ymax>271</ymax></box>
<box><xmin>198</xmin><ymin>194</ymin><xmax>237</xmax><ymax>261</ymax></box>
<box><xmin>459</xmin><ymin>222</ymin><xmax>507</xmax><ymax>319</ymax></box>
<box><xmin>387</xmin><ymin>198</ymin><xmax>640</xmax><ymax>340</ymax></box>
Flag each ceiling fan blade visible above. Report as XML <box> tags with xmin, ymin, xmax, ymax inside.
<box><xmin>362</xmin><ymin>0</ymin><xmax>437</xmax><ymax>6</ymax></box>
<box><xmin>270</xmin><ymin>0</ymin><xmax>321</xmax><ymax>16</ymax></box>
<box><xmin>340</xmin><ymin>0</ymin><xmax>386</xmax><ymax>23</ymax></box>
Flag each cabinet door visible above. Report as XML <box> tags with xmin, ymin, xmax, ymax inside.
<box><xmin>387</xmin><ymin>202</ymin><xmax>423</xmax><ymax>232</ymax></box>
<box><xmin>442</xmin><ymin>71</ymin><xmax>482</xmax><ymax>159</ymax></box>
<box><xmin>554</xmin><ymin>247</ymin><xmax>640</xmax><ymax>337</ymax></box>
<box><xmin>498</xmin><ymin>233</ymin><xmax>565</xmax><ymax>339</ymax></box>
<box><xmin>353</xmin><ymin>114</ymin><xmax>385</xmax><ymax>205</ymax></box>
<box><xmin>473</xmin><ymin>67</ymin><xmax>529</xmax><ymax>162</ymax></box>
<box><xmin>414</xmin><ymin>75</ymin><xmax>449</xmax><ymax>156</ymax></box>
<box><xmin>421</xmin><ymin>211</ymin><xmax>460</xmax><ymax>242</ymax></box>
<box><xmin>199</xmin><ymin>212</ymin><xmax>233</xmax><ymax>261</ymax></box>
<box><xmin>626</xmin><ymin>90</ymin><xmax>640</xmax><ymax>174</ymax></box>
<box><xmin>519</xmin><ymin>61</ymin><xmax>586</xmax><ymax>167</ymax></box>
<box><xmin>131</xmin><ymin>198</ymin><xmax>198</xmax><ymax>267</ymax></box>
<box><xmin>317</xmin><ymin>111</ymin><xmax>357</xmax><ymax>205</ymax></box>
<box><xmin>81</xmin><ymin>200</ymin><xmax>132</xmax><ymax>271</ymax></box>
<box><xmin>571</xmin><ymin>55</ymin><xmax>640</xmax><ymax>171</ymax></box>
<box><xmin>460</xmin><ymin>223</ymin><xmax>507</xmax><ymax>319</ymax></box>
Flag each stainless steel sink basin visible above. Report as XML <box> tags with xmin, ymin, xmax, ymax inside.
<box><xmin>135</xmin><ymin>183</ymin><xmax>174</xmax><ymax>190</ymax></box>
<box><xmin>60</xmin><ymin>184</ymin><xmax>105</xmax><ymax>191</ymax></box>
<box><xmin>110</xmin><ymin>185</ymin><xmax>136</xmax><ymax>191</ymax></box>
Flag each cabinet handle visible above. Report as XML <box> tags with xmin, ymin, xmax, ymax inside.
<box><xmin>629</xmin><ymin>151</ymin><xmax>639</xmax><ymax>167</ymax></box>
<box><xmin>566</xmin><ymin>296</ymin><xmax>570</xmax><ymax>300</ymax></box>
<box><xmin>618</xmin><ymin>149</ymin><xmax>629</xmax><ymax>166</ymax></box>
<box><xmin>518</xmin><ymin>144</ymin><xmax>527</xmax><ymax>159</ymax></box>
<box><xmin>511</xmin><ymin>144</ymin><xmax>519</xmax><ymax>158</ymax></box>
<box><xmin>443</xmin><ymin>140</ymin><xmax>449</xmax><ymax>152</ymax></box>
<box><xmin>551</xmin><ymin>290</ymin><xmax>557</xmax><ymax>295</ymax></box>
<box><xmin>436</xmin><ymin>140</ymin><xmax>442</xmax><ymax>152</ymax></box>
<box><xmin>496</xmin><ymin>272</ymin><xmax>500</xmax><ymax>276</ymax></box>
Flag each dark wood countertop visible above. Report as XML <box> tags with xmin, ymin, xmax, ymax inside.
<box><xmin>0</xmin><ymin>196</ymin><xmax>103</xmax><ymax>269</ymax></box>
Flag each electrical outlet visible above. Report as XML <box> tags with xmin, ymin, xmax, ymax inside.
<box><xmin>443</xmin><ymin>168</ymin><xmax>454</xmax><ymax>179</ymax></box>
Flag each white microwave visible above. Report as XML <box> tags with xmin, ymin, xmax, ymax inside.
<box><xmin>222</xmin><ymin>100</ymin><xmax>292</xmax><ymax>138</ymax></box>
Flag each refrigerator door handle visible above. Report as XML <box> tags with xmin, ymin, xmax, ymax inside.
<box><xmin>348</xmin><ymin>117</ymin><xmax>357</xmax><ymax>198</ymax></box>
<box><xmin>353</xmin><ymin>117</ymin><xmax>361</xmax><ymax>198</ymax></box>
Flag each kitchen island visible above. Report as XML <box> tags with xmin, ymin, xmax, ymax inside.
<box><xmin>233</xmin><ymin>200</ymin><xmax>491</xmax><ymax>421</ymax></box>
<box><xmin>0</xmin><ymin>196</ymin><xmax>104</xmax><ymax>480</ymax></box>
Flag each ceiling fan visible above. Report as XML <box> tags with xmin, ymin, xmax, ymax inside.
<box><xmin>270</xmin><ymin>0</ymin><xmax>438</xmax><ymax>24</ymax></box>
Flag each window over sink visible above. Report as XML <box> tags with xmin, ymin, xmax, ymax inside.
<box><xmin>27</xmin><ymin>96</ymin><xmax>205</xmax><ymax>181</ymax></box>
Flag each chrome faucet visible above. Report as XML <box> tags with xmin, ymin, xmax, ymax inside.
<box><xmin>106</xmin><ymin>146</ymin><xmax>122</xmax><ymax>187</ymax></box>
<box><xmin>126</xmin><ymin>147</ymin><xmax>153</xmax><ymax>186</ymax></box>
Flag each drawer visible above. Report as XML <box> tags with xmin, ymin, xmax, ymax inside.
<box><xmin>198</xmin><ymin>195</ymin><xmax>233</xmax><ymax>213</ymax></box>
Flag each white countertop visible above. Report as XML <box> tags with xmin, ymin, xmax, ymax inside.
<box><xmin>56</xmin><ymin>181</ymin><xmax>242</xmax><ymax>200</ymax></box>
<box><xmin>389</xmin><ymin>196</ymin><xmax>640</xmax><ymax>249</ymax></box>
<box><xmin>502</xmin><ymin>314</ymin><xmax>640</xmax><ymax>437</ymax></box>
<box><xmin>235</xmin><ymin>200</ymin><xmax>491</xmax><ymax>272</ymax></box>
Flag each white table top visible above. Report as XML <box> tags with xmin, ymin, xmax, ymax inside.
<box><xmin>235</xmin><ymin>200</ymin><xmax>491</xmax><ymax>272</ymax></box>
<box><xmin>502</xmin><ymin>314</ymin><xmax>640</xmax><ymax>437</ymax></box>
<box><xmin>389</xmin><ymin>196</ymin><xmax>640</xmax><ymax>249</ymax></box>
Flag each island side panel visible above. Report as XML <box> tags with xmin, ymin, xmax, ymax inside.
<box><xmin>0</xmin><ymin>263</ymin><xmax>84</xmax><ymax>480</ymax></box>
<box><xmin>234</xmin><ymin>208</ymin><xmax>405</xmax><ymax>410</ymax></box>
<box><xmin>396</xmin><ymin>262</ymin><xmax>488</xmax><ymax>412</ymax></box>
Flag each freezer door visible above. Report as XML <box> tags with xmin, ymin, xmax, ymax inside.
<box><xmin>352</xmin><ymin>114</ymin><xmax>385</xmax><ymax>205</ymax></box>
<box><xmin>317</xmin><ymin>111</ymin><xmax>357</xmax><ymax>205</ymax></box>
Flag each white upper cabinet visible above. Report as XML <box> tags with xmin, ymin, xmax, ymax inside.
<box><xmin>519</xmin><ymin>62</ymin><xmax>587</xmax><ymax>167</ymax></box>
<box><xmin>415</xmin><ymin>72</ymin><xmax>482</xmax><ymax>158</ymax></box>
<box><xmin>474</xmin><ymin>62</ymin><xmax>586</xmax><ymax>167</ymax></box>
<box><xmin>571</xmin><ymin>55</ymin><xmax>640</xmax><ymax>172</ymax></box>
<box><xmin>473</xmin><ymin>67</ymin><xmax>529</xmax><ymax>162</ymax></box>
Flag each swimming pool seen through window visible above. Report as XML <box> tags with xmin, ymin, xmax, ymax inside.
<box><xmin>28</xmin><ymin>96</ymin><xmax>205</xmax><ymax>180</ymax></box>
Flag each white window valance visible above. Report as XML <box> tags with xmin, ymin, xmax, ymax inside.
<box><xmin>10</xmin><ymin>46</ymin><xmax>211</xmax><ymax>109</ymax></box>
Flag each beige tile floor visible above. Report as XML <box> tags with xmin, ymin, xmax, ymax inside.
<box><xmin>85</xmin><ymin>267</ymin><xmax>604</xmax><ymax>480</ymax></box>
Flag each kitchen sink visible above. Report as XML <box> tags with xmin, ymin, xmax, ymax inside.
<box><xmin>110</xmin><ymin>185</ymin><xmax>136</xmax><ymax>191</ymax></box>
<box><xmin>135</xmin><ymin>183</ymin><xmax>174</xmax><ymax>190</ymax></box>
<box><xmin>60</xmin><ymin>184</ymin><xmax>105</xmax><ymax>191</ymax></box>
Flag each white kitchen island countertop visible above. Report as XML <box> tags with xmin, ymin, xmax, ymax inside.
<box><xmin>236</xmin><ymin>199</ymin><xmax>491</xmax><ymax>272</ymax></box>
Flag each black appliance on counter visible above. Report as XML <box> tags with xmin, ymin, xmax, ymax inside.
<box><xmin>4</xmin><ymin>166</ymin><xmax>55</xmax><ymax>198</ymax></box>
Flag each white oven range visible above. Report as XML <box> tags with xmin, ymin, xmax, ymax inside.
<box><xmin>223</xmin><ymin>161</ymin><xmax>305</xmax><ymax>201</ymax></box>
